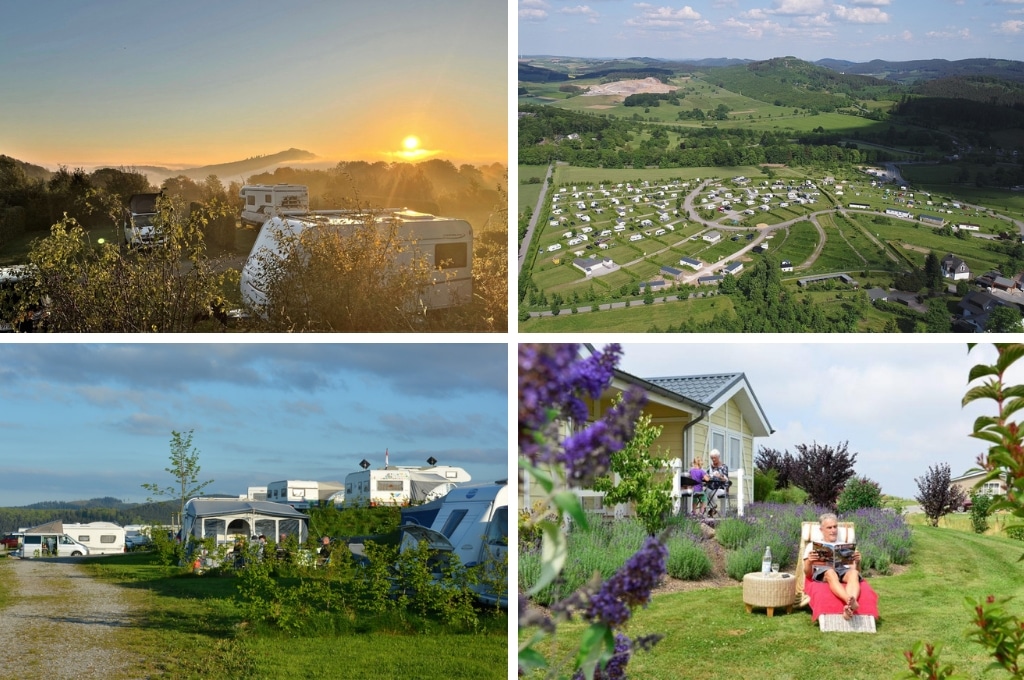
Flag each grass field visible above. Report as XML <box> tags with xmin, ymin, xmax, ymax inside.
<box><xmin>520</xmin><ymin>294</ymin><xmax>735</xmax><ymax>332</ymax></box>
<box><xmin>523</xmin><ymin>524</ymin><xmax>1024</xmax><ymax>679</ymax></box>
<box><xmin>0</xmin><ymin>552</ymin><xmax>509</xmax><ymax>679</ymax></box>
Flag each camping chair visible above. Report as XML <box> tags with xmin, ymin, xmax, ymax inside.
<box><xmin>796</xmin><ymin>521</ymin><xmax>879</xmax><ymax>632</ymax></box>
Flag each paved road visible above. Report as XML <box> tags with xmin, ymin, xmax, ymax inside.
<box><xmin>517</xmin><ymin>163</ymin><xmax>554</xmax><ymax>272</ymax></box>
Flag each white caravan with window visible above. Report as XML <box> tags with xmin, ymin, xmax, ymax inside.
<box><xmin>63</xmin><ymin>522</ymin><xmax>126</xmax><ymax>555</ymax></box>
<box><xmin>239</xmin><ymin>184</ymin><xmax>309</xmax><ymax>228</ymax></box>
<box><xmin>240</xmin><ymin>209</ymin><xmax>473</xmax><ymax>314</ymax></box>
<box><xmin>399</xmin><ymin>480</ymin><xmax>508</xmax><ymax>607</ymax></box>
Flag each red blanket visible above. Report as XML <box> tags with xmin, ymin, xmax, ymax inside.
<box><xmin>804</xmin><ymin>577</ymin><xmax>879</xmax><ymax>622</ymax></box>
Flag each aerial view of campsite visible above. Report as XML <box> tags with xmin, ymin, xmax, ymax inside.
<box><xmin>518</xmin><ymin>3</ymin><xmax>1024</xmax><ymax>333</ymax></box>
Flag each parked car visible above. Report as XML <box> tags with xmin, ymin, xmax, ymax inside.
<box><xmin>125</xmin><ymin>534</ymin><xmax>151</xmax><ymax>550</ymax></box>
<box><xmin>1</xmin><ymin>533</ymin><xmax>23</xmax><ymax>550</ymax></box>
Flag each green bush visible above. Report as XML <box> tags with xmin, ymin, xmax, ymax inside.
<box><xmin>766</xmin><ymin>485</ymin><xmax>809</xmax><ymax>505</ymax></box>
<box><xmin>725</xmin><ymin>544</ymin><xmax>762</xmax><ymax>581</ymax></box>
<box><xmin>665</xmin><ymin>536</ymin><xmax>712</xmax><ymax>580</ymax></box>
<box><xmin>1005</xmin><ymin>524</ymin><xmax>1024</xmax><ymax>542</ymax></box>
<box><xmin>754</xmin><ymin>468</ymin><xmax>778</xmax><ymax>502</ymax></box>
<box><xmin>836</xmin><ymin>476</ymin><xmax>883</xmax><ymax>514</ymax></box>
<box><xmin>715</xmin><ymin>518</ymin><xmax>754</xmax><ymax>550</ymax></box>
<box><xmin>968</xmin><ymin>493</ymin><xmax>994</xmax><ymax>534</ymax></box>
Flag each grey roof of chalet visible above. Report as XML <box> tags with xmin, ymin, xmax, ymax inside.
<box><xmin>644</xmin><ymin>373</ymin><xmax>745</xmax><ymax>407</ymax></box>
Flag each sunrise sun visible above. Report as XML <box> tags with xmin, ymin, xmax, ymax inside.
<box><xmin>402</xmin><ymin>135</ymin><xmax>420</xmax><ymax>151</ymax></box>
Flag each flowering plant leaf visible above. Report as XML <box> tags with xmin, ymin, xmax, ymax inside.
<box><xmin>530</xmin><ymin>520</ymin><xmax>567</xmax><ymax>595</ymax></box>
<box><xmin>552</xmin><ymin>490</ymin><xmax>589</xmax><ymax>532</ymax></box>
<box><xmin>575</xmin><ymin>623</ymin><xmax>614</xmax><ymax>680</ymax></box>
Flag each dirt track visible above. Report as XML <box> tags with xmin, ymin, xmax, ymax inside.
<box><xmin>0</xmin><ymin>558</ymin><xmax>144</xmax><ymax>679</ymax></box>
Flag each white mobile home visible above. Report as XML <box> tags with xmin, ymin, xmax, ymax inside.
<box><xmin>240</xmin><ymin>209</ymin><xmax>473</xmax><ymax>314</ymax></box>
<box><xmin>64</xmin><ymin>522</ymin><xmax>126</xmax><ymax>555</ymax></box>
<box><xmin>239</xmin><ymin>184</ymin><xmax>309</xmax><ymax>228</ymax></box>
<box><xmin>266</xmin><ymin>480</ymin><xmax>345</xmax><ymax>509</ymax></box>
<box><xmin>342</xmin><ymin>465</ymin><xmax>471</xmax><ymax>508</ymax></box>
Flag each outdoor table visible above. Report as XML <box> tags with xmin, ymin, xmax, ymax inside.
<box><xmin>742</xmin><ymin>571</ymin><xmax>796</xmax><ymax>617</ymax></box>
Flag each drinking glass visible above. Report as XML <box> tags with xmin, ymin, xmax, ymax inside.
<box><xmin>771</xmin><ymin>562</ymin><xmax>780</xmax><ymax>575</ymax></box>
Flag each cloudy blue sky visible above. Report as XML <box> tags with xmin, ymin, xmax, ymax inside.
<box><xmin>0</xmin><ymin>343</ymin><xmax>509</xmax><ymax>507</ymax></box>
<box><xmin>617</xmin><ymin>341</ymin><xmax>1022</xmax><ymax>500</ymax></box>
<box><xmin>518</xmin><ymin>0</ymin><xmax>1024</xmax><ymax>62</ymax></box>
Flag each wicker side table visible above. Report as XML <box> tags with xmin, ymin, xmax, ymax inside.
<box><xmin>742</xmin><ymin>572</ymin><xmax>796</xmax><ymax>617</ymax></box>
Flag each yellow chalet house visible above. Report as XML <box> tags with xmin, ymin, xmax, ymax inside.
<box><xmin>520</xmin><ymin>355</ymin><xmax>773</xmax><ymax>518</ymax></box>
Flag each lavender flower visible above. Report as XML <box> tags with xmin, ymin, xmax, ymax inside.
<box><xmin>519</xmin><ymin>343</ymin><xmax>647</xmax><ymax>487</ymax></box>
<box><xmin>584</xmin><ymin>536</ymin><xmax>667</xmax><ymax>628</ymax></box>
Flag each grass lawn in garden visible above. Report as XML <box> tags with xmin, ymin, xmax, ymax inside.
<box><xmin>67</xmin><ymin>552</ymin><xmax>508</xmax><ymax>680</ymax></box>
<box><xmin>522</xmin><ymin>525</ymin><xmax>1024</xmax><ymax>680</ymax></box>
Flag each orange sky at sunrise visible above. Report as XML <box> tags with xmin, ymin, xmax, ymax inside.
<box><xmin>0</xmin><ymin>1</ymin><xmax>506</xmax><ymax>170</ymax></box>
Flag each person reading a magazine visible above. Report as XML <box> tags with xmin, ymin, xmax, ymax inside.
<box><xmin>802</xmin><ymin>512</ymin><xmax>862</xmax><ymax>620</ymax></box>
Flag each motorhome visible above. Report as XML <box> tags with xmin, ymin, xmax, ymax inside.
<box><xmin>266</xmin><ymin>480</ymin><xmax>344</xmax><ymax>509</ymax></box>
<box><xmin>63</xmin><ymin>522</ymin><xmax>126</xmax><ymax>555</ymax></box>
<box><xmin>399</xmin><ymin>480</ymin><xmax>508</xmax><ymax>606</ymax></box>
<box><xmin>123</xmin><ymin>193</ymin><xmax>164</xmax><ymax>247</ymax></box>
<box><xmin>341</xmin><ymin>465</ymin><xmax>471</xmax><ymax>508</ymax></box>
<box><xmin>239</xmin><ymin>209</ymin><xmax>473</xmax><ymax>315</ymax></box>
<box><xmin>239</xmin><ymin>184</ymin><xmax>309</xmax><ymax>228</ymax></box>
<box><xmin>19</xmin><ymin>521</ymin><xmax>90</xmax><ymax>558</ymax></box>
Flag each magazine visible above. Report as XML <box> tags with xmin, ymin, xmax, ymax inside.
<box><xmin>811</xmin><ymin>541</ymin><xmax>857</xmax><ymax>568</ymax></box>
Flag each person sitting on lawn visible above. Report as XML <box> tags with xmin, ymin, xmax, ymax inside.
<box><xmin>803</xmin><ymin>512</ymin><xmax>862</xmax><ymax>620</ymax></box>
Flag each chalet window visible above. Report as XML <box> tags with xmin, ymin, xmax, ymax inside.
<box><xmin>729</xmin><ymin>436</ymin><xmax>741</xmax><ymax>471</ymax></box>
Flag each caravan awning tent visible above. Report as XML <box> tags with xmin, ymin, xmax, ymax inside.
<box><xmin>182</xmin><ymin>498</ymin><xmax>308</xmax><ymax>545</ymax></box>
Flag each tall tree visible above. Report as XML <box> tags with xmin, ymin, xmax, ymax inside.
<box><xmin>141</xmin><ymin>429</ymin><xmax>214</xmax><ymax>529</ymax></box>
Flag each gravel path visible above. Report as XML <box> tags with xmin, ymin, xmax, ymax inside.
<box><xmin>0</xmin><ymin>557</ymin><xmax>145</xmax><ymax>679</ymax></box>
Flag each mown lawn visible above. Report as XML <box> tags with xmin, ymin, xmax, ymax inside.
<box><xmin>522</xmin><ymin>525</ymin><xmax>1024</xmax><ymax>680</ymax></box>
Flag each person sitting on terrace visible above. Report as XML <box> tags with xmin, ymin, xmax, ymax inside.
<box><xmin>803</xmin><ymin>512</ymin><xmax>862</xmax><ymax>620</ymax></box>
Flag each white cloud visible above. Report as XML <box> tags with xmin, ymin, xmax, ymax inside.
<box><xmin>519</xmin><ymin>0</ymin><xmax>549</xmax><ymax>21</ymax></box>
<box><xmin>627</xmin><ymin>4</ymin><xmax>702</xmax><ymax>28</ymax></box>
<box><xmin>560</xmin><ymin>5</ymin><xmax>600</xmax><ymax>23</ymax></box>
<box><xmin>926</xmin><ymin>27</ymin><xmax>972</xmax><ymax>39</ymax></box>
<box><xmin>769</xmin><ymin>0</ymin><xmax>827</xmax><ymax>15</ymax></box>
<box><xmin>794</xmin><ymin>12</ymin><xmax>834</xmax><ymax>27</ymax></box>
<box><xmin>833</xmin><ymin>4</ymin><xmax>890</xmax><ymax>22</ymax></box>
<box><xmin>850</xmin><ymin>0</ymin><xmax>890</xmax><ymax>5</ymax></box>
<box><xmin>995</xmin><ymin>19</ymin><xmax>1024</xmax><ymax>33</ymax></box>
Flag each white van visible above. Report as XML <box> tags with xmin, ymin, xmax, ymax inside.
<box><xmin>400</xmin><ymin>480</ymin><xmax>508</xmax><ymax>606</ymax></box>
<box><xmin>19</xmin><ymin>533</ymin><xmax>90</xmax><ymax>558</ymax></box>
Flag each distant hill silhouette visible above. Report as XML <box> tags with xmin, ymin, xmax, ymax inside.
<box><xmin>0</xmin><ymin>154</ymin><xmax>53</xmax><ymax>181</ymax></box>
<box><xmin>816</xmin><ymin>57</ymin><xmax>1024</xmax><ymax>84</ymax></box>
<box><xmin>128</xmin><ymin>148</ymin><xmax>318</xmax><ymax>184</ymax></box>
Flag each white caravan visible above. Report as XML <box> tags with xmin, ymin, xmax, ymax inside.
<box><xmin>64</xmin><ymin>522</ymin><xmax>126</xmax><ymax>555</ymax></box>
<box><xmin>341</xmin><ymin>465</ymin><xmax>471</xmax><ymax>508</ymax></box>
<box><xmin>239</xmin><ymin>184</ymin><xmax>309</xmax><ymax>228</ymax></box>
<box><xmin>399</xmin><ymin>480</ymin><xmax>508</xmax><ymax>607</ymax></box>
<box><xmin>239</xmin><ymin>209</ymin><xmax>473</xmax><ymax>315</ymax></box>
<box><xmin>123</xmin><ymin>193</ymin><xmax>164</xmax><ymax>247</ymax></box>
<box><xmin>266</xmin><ymin>480</ymin><xmax>345</xmax><ymax>510</ymax></box>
